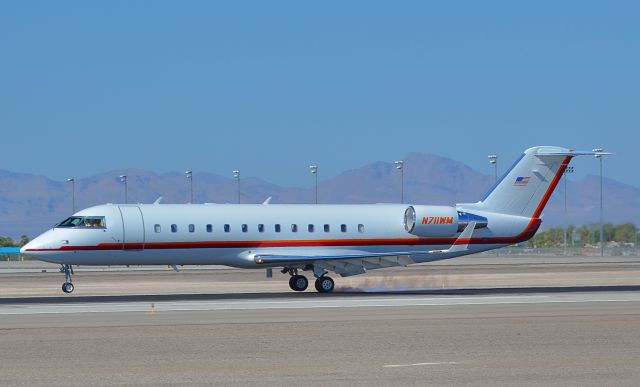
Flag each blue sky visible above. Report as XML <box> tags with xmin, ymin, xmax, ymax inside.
<box><xmin>1</xmin><ymin>1</ymin><xmax>637</xmax><ymax>188</ymax></box>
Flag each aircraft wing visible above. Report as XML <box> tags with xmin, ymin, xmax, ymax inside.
<box><xmin>249</xmin><ymin>222</ymin><xmax>476</xmax><ymax>277</ymax></box>
<box><xmin>252</xmin><ymin>249</ymin><xmax>418</xmax><ymax>277</ymax></box>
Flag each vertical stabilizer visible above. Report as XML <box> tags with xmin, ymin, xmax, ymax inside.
<box><xmin>463</xmin><ymin>146</ymin><xmax>581</xmax><ymax>218</ymax></box>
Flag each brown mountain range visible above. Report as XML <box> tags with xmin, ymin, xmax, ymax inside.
<box><xmin>1</xmin><ymin>153</ymin><xmax>637</xmax><ymax>238</ymax></box>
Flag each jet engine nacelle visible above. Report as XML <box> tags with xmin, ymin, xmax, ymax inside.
<box><xmin>404</xmin><ymin>205</ymin><xmax>459</xmax><ymax>237</ymax></box>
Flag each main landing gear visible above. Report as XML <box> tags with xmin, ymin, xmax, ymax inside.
<box><xmin>314</xmin><ymin>276</ymin><xmax>334</xmax><ymax>293</ymax></box>
<box><xmin>60</xmin><ymin>264</ymin><xmax>74</xmax><ymax>293</ymax></box>
<box><xmin>283</xmin><ymin>267</ymin><xmax>335</xmax><ymax>293</ymax></box>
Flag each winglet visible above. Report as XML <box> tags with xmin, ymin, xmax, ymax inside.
<box><xmin>428</xmin><ymin>221</ymin><xmax>476</xmax><ymax>254</ymax></box>
<box><xmin>262</xmin><ymin>197</ymin><xmax>272</xmax><ymax>205</ymax></box>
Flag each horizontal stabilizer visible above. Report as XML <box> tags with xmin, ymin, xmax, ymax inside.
<box><xmin>536</xmin><ymin>149</ymin><xmax>613</xmax><ymax>157</ymax></box>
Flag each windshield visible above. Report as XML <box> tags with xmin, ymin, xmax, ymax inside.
<box><xmin>56</xmin><ymin>216</ymin><xmax>106</xmax><ymax>229</ymax></box>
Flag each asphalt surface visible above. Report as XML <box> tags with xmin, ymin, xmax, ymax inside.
<box><xmin>1</xmin><ymin>256</ymin><xmax>639</xmax><ymax>386</ymax></box>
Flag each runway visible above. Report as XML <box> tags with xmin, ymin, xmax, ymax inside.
<box><xmin>1</xmin><ymin>256</ymin><xmax>640</xmax><ymax>386</ymax></box>
<box><xmin>1</xmin><ymin>289</ymin><xmax>638</xmax><ymax>313</ymax></box>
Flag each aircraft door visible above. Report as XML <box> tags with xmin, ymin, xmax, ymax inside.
<box><xmin>119</xmin><ymin>206</ymin><xmax>145</xmax><ymax>250</ymax></box>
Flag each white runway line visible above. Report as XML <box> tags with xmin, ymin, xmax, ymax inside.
<box><xmin>384</xmin><ymin>362</ymin><xmax>458</xmax><ymax>368</ymax></box>
<box><xmin>2</xmin><ymin>293</ymin><xmax>640</xmax><ymax>315</ymax></box>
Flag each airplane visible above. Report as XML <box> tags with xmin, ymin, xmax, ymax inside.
<box><xmin>21</xmin><ymin>146</ymin><xmax>608</xmax><ymax>294</ymax></box>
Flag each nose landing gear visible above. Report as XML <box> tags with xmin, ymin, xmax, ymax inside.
<box><xmin>60</xmin><ymin>264</ymin><xmax>74</xmax><ymax>293</ymax></box>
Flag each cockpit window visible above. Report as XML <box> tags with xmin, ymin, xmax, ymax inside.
<box><xmin>56</xmin><ymin>216</ymin><xmax>106</xmax><ymax>229</ymax></box>
<box><xmin>56</xmin><ymin>217</ymin><xmax>84</xmax><ymax>228</ymax></box>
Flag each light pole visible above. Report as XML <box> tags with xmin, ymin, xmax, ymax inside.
<box><xmin>488</xmin><ymin>154</ymin><xmax>498</xmax><ymax>256</ymax></box>
<box><xmin>309</xmin><ymin>165</ymin><xmax>318</xmax><ymax>204</ymax></box>
<box><xmin>67</xmin><ymin>178</ymin><xmax>75</xmax><ymax>213</ymax></box>
<box><xmin>563</xmin><ymin>166</ymin><xmax>574</xmax><ymax>255</ymax></box>
<box><xmin>233</xmin><ymin>170</ymin><xmax>240</xmax><ymax>204</ymax></box>
<box><xmin>395</xmin><ymin>160</ymin><xmax>404</xmax><ymax>203</ymax></box>
<box><xmin>488</xmin><ymin>155</ymin><xmax>498</xmax><ymax>182</ymax></box>
<box><xmin>185</xmin><ymin>170</ymin><xmax>193</xmax><ymax>203</ymax></box>
<box><xmin>593</xmin><ymin>148</ymin><xmax>605</xmax><ymax>257</ymax></box>
<box><xmin>119</xmin><ymin>175</ymin><xmax>127</xmax><ymax>204</ymax></box>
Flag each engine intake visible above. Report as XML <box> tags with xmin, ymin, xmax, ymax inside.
<box><xmin>404</xmin><ymin>206</ymin><xmax>459</xmax><ymax>237</ymax></box>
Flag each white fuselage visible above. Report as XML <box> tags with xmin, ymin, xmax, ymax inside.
<box><xmin>21</xmin><ymin>203</ymin><xmax>533</xmax><ymax>268</ymax></box>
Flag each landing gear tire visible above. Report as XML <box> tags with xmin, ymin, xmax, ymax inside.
<box><xmin>62</xmin><ymin>282</ymin><xmax>74</xmax><ymax>293</ymax></box>
<box><xmin>60</xmin><ymin>264</ymin><xmax>75</xmax><ymax>293</ymax></box>
<box><xmin>289</xmin><ymin>275</ymin><xmax>308</xmax><ymax>291</ymax></box>
<box><xmin>315</xmin><ymin>276</ymin><xmax>334</xmax><ymax>293</ymax></box>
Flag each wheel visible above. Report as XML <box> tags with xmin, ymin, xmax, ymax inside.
<box><xmin>288</xmin><ymin>275</ymin><xmax>308</xmax><ymax>291</ymax></box>
<box><xmin>62</xmin><ymin>282</ymin><xmax>74</xmax><ymax>293</ymax></box>
<box><xmin>315</xmin><ymin>276</ymin><xmax>335</xmax><ymax>293</ymax></box>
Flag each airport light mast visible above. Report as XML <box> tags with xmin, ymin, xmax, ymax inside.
<box><xmin>119</xmin><ymin>175</ymin><xmax>128</xmax><ymax>204</ymax></box>
<box><xmin>488</xmin><ymin>154</ymin><xmax>499</xmax><ymax>257</ymax></box>
<box><xmin>185</xmin><ymin>170</ymin><xmax>193</xmax><ymax>204</ymax></box>
<box><xmin>394</xmin><ymin>160</ymin><xmax>404</xmax><ymax>204</ymax></box>
<box><xmin>563</xmin><ymin>166</ymin><xmax>574</xmax><ymax>255</ymax></box>
<box><xmin>233</xmin><ymin>170</ymin><xmax>240</xmax><ymax>204</ymax></box>
<box><xmin>309</xmin><ymin>164</ymin><xmax>318</xmax><ymax>204</ymax></box>
<box><xmin>488</xmin><ymin>154</ymin><xmax>498</xmax><ymax>182</ymax></box>
<box><xmin>67</xmin><ymin>178</ymin><xmax>75</xmax><ymax>213</ymax></box>
<box><xmin>593</xmin><ymin>147</ymin><xmax>605</xmax><ymax>257</ymax></box>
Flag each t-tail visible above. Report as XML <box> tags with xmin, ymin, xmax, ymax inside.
<box><xmin>459</xmin><ymin>145</ymin><xmax>609</xmax><ymax>220</ymax></box>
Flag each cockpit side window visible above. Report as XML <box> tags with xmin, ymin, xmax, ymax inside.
<box><xmin>56</xmin><ymin>216</ymin><xmax>106</xmax><ymax>229</ymax></box>
<box><xmin>56</xmin><ymin>217</ymin><xmax>84</xmax><ymax>228</ymax></box>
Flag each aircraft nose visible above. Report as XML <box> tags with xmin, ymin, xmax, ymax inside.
<box><xmin>20</xmin><ymin>233</ymin><xmax>59</xmax><ymax>255</ymax></box>
<box><xmin>20</xmin><ymin>239</ymin><xmax>40</xmax><ymax>255</ymax></box>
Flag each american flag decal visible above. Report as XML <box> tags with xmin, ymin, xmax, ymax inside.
<box><xmin>514</xmin><ymin>176</ymin><xmax>530</xmax><ymax>186</ymax></box>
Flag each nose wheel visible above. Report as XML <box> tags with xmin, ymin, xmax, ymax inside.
<box><xmin>60</xmin><ymin>264</ymin><xmax>75</xmax><ymax>293</ymax></box>
<box><xmin>62</xmin><ymin>282</ymin><xmax>74</xmax><ymax>293</ymax></box>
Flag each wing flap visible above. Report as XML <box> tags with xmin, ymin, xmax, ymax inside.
<box><xmin>315</xmin><ymin>255</ymin><xmax>415</xmax><ymax>277</ymax></box>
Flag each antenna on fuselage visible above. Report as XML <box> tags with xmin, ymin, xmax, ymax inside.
<box><xmin>262</xmin><ymin>197</ymin><xmax>272</xmax><ymax>205</ymax></box>
<box><xmin>153</xmin><ymin>197</ymin><xmax>163</xmax><ymax>205</ymax></box>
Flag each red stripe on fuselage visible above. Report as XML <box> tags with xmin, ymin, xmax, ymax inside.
<box><xmin>24</xmin><ymin>218</ymin><xmax>542</xmax><ymax>252</ymax></box>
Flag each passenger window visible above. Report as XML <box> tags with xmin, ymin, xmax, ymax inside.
<box><xmin>224</xmin><ymin>224</ymin><xmax>230</xmax><ymax>232</ymax></box>
<box><xmin>341</xmin><ymin>224</ymin><xmax>347</xmax><ymax>232</ymax></box>
<box><xmin>188</xmin><ymin>224</ymin><xmax>195</xmax><ymax>233</ymax></box>
<box><xmin>206</xmin><ymin>224</ymin><xmax>213</xmax><ymax>233</ymax></box>
<box><xmin>275</xmin><ymin>224</ymin><xmax>281</xmax><ymax>232</ymax></box>
<box><xmin>308</xmin><ymin>224</ymin><xmax>314</xmax><ymax>232</ymax></box>
<box><xmin>324</xmin><ymin>224</ymin><xmax>330</xmax><ymax>232</ymax></box>
<box><xmin>291</xmin><ymin>224</ymin><xmax>298</xmax><ymax>232</ymax></box>
<box><xmin>358</xmin><ymin>224</ymin><xmax>365</xmax><ymax>233</ymax></box>
<box><xmin>242</xmin><ymin>224</ymin><xmax>248</xmax><ymax>232</ymax></box>
<box><xmin>154</xmin><ymin>224</ymin><xmax>161</xmax><ymax>233</ymax></box>
<box><xmin>171</xmin><ymin>224</ymin><xmax>178</xmax><ymax>233</ymax></box>
<box><xmin>258</xmin><ymin>224</ymin><xmax>264</xmax><ymax>232</ymax></box>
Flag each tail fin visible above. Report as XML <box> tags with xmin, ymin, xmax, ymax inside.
<box><xmin>461</xmin><ymin>146</ymin><xmax>605</xmax><ymax>218</ymax></box>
